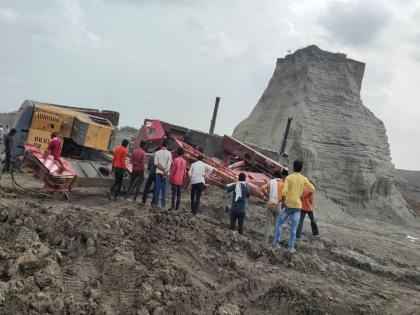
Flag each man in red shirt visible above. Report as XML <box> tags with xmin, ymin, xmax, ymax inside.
<box><xmin>127</xmin><ymin>140</ymin><xmax>147</xmax><ymax>201</ymax></box>
<box><xmin>170</xmin><ymin>147</ymin><xmax>186</xmax><ymax>210</ymax></box>
<box><xmin>45</xmin><ymin>133</ymin><xmax>62</xmax><ymax>160</ymax></box>
<box><xmin>296</xmin><ymin>185</ymin><xmax>319</xmax><ymax>239</ymax></box>
<box><xmin>108</xmin><ymin>139</ymin><xmax>129</xmax><ymax>200</ymax></box>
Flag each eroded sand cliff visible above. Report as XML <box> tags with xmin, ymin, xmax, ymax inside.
<box><xmin>233</xmin><ymin>45</ymin><xmax>412</xmax><ymax>223</ymax></box>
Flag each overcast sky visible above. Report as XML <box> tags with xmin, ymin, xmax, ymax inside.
<box><xmin>0</xmin><ymin>0</ymin><xmax>419</xmax><ymax>170</ymax></box>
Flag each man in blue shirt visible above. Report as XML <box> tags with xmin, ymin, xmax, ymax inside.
<box><xmin>226</xmin><ymin>173</ymin><xmax>250</xmax><ymax>235</ymax></box>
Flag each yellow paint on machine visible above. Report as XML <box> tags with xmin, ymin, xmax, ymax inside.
<box><xmin>25</xmin><ymin>102</ymin><xmax>115</xmax><ymax>152</ymax></box>
<box><xmin>71</xmin><ymin>115</ymin><xmax>113</xmax><ymax>151</ymax></box>
<box><xmin>26</xmin><ymin>129</ymin><xmax>52</xmax><ymax>152</ymax></box>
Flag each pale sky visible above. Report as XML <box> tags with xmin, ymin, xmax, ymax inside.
<box><xmin>0</xmin><ymin>0</ymin><xmax>419</xmax><ymax>170</ymax></box>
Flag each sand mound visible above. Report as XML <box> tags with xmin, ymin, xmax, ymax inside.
<box><xmin>233</xmin><ymin>45</ymin><xmax>412</xmax><ymax>224</ymax></box>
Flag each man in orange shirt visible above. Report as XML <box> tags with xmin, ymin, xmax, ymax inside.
<box><xmin>108</xmin><ymin>139</ymin><xmax>129</xmax><ymax>200</ymax></box>
<box><xmin>296</xmin><ymin>185</ymin><xmax>319</xmax><ymax>239</ymax></box>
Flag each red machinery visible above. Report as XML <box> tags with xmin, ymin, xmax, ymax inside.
<box><xmin>22</xmin><ymin>144</ymin><xmax>78</xmax><ymax>192</ymax></box>
<box><xmin>220</xmin><ymin>135</ymin><xmax>284</xmax><ymax>186</ymax></box>
<box><xmin>21</xmin><ymin>144</ymin><xmax>135</xmax><ymax>192</ymax></box>
<box><xmin>173</xmin><ymin>138</ymin><xmax>265</xmax><ymax>199</ymax></box>
<box><xmin>137</xmin><ymin>119</ymin><xmax>286</xmax><ymax>200</ymax></box>
<box><xmin>136</xmin><ymin>120</ymin><xmax>167</xmax><ymax>151</ymax></box>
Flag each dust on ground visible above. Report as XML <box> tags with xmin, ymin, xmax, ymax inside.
<box><xmin>0</xmin><ymin>171</ymin><xmax>420</xmax><ymax>315</ymax></box>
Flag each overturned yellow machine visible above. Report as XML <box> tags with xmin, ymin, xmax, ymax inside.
<box><xmin>14</xmin><ymin>100</ymin><xmax>118</xmax><ymax>156</ymax></box>
<box><xmin>12</xmin><ymin>100</ymin><xmax>122</xmax><ymax>191</ymax></box>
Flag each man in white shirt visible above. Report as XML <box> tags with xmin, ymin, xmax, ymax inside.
<box><xmin>152</xmin><ymin>138</ymin><xmax>172</xmax><ymax>209</ymax></box>
<box><xmin>188</xmin><ymin>155</ymin><xmax>213</xmax><ymax>215</ymax></box>
<box><xmin>0</xmin><ymin>125</ymin><xmax>3</xmax><ymax>144</ymax></box>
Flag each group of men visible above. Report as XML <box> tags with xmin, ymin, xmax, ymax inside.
<box><xmin>110</xmin><ymin>138</ymin><xmax>318</xmax><ymax>253</ymax></box>
<box><xmin>2</xmin><ymin>130</ymin><xmax>317</xmax><ymax>253</ymax></box>
<box><xmin>227</xmin><ymin>160</ymin><xmax>318</xmax><ymax>253</ymax></box>
<box><xmin>109</xmin><ymin>138</ymin><xmax>213</xmax><ymax>214</ymax></box>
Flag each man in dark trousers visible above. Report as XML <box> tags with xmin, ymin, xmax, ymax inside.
<box><xmin>188</xmin><ymin>155</ymin><xmax>213</xmax><ymax>215</ymax></box>
<box><xmin>127</xmin><ymin>140</ymin><xmax>147</xmax><ymax>201</ymax></box>
<box><xmin>227</xmin><ymin>173</ymin><xmax>250</xmax><ymax>235</ymax></box>
<box><xmin>108</xmin><ymin>139</ymin><xmax>129</xmax><ymax>200</ymax></box>
<box><xmin>2</xmin><ymin>128</ymin><xmax>17</xmax><ymax>173</ymax></box>
<box><xmin>140</xmin><ymin>149</ymin><xmax>158</xmax><ymax>205</ymax></box>
<box><xmin>296</xmin><ymin>186</ymin><xmax>319</xmax><ymax>239</ymax></box>
<box><xmin>170</xmin><ymin>147</ymin><xmax>187</xmax><ymax>210</ymax></box>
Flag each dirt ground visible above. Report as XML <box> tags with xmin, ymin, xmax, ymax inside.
<box><xmin>0</xmin><ymin>170</ymin><xmax>419</xmax><ymax>315</ymax></box>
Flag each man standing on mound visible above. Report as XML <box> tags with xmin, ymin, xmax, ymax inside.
<box><xmin>188</xmin><ymin>155</ymin><xmax>213</xmax><ymax>215</ymax></box>
<box><xmin>273</xmin><ymin>160</ymin><xmax>315</xmax><ymax>253</ymax></box>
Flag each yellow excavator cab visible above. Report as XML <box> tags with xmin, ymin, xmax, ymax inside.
<box><xmin>14</xmin><ymin>101</ymin><xmax>117</xmax><ymax>154</ymax></box>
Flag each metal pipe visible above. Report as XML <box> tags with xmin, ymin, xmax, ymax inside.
<box><xmin>209</xmin><ymin>97</ymin><xmax>220</xmax><ymax>135</ymax></box>
<box><xmin>280</xmin><ymin>117</ymin><xmax>293</xmax><ymax>154</ymax></box>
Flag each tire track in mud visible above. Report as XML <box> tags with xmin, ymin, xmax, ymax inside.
<box><xmin>1</xmin><ymin>183</ymin><xmax>420</xmax><ymax>314</ymax></box>
<box><xmin>186</xmin><ymin>201</ymin><xmax>420</xmax><ymax>314</ymax></box>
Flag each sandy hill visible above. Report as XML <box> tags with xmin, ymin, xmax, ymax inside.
<box><xmin>233</xmin><ymin>45</ymin><xmax>412</xmax><ymax>225</ymax></box>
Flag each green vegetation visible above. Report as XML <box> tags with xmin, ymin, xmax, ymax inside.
<box><xmin>119</xmin><ymin>126</ymin><xmax>137</xmax><ymax>133</ymax></box>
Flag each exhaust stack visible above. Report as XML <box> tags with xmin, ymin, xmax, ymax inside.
<box><xmin>209</xmin><ymin>97</ymin><xmax>220</xmax><ymax>135</ymax></box>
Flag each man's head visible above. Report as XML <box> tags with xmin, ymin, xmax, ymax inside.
<box><xmin>140</xmin><ymin>140</ymin><xmax>146</xmax><ymax>149</ymax></box>
<box><xmin>293</xmin><ymin>160</ymin><xmax>303</xmax><ymax>172</ymax></box>
<box><xmin>122</xmin><ymin>139</ymin><xmax>129</xmax><ymax>147</ymax></box>
<box><xmin>281</xmin><ymin>168</ymin><xmax>289</xmax><ymax>178</ymax></box>
<box><xmin>161</xmin><ymin>138</ymin><xmax>168</xmax><ymax>148</ymax></box>
<box><xmin>272</xmin><ymin>170</ymin><xmax>282</xmax><ymax>179</ymax></box>
<box><xmin>239</xmin><ymin>173</ymin><xmax>246</xmax><ymax>181</ymax></box>
<box><xmin>51</xmin><ymin>133</ymin><xmax>57</xmax><ymax>139</ymax></box>
<box><xmin>177</xmin><ymin>147</ymin><xmax>184</xmax><ymax>156</ymax></box>
<box><xmin>9</xmin><ymin>128</ymin><xmax>17</xmax><ymax>136</ymax></box>
<box><xmin>197</xmin><ymin>155</ymin><xmax>204</xmax><ymax>161</ymax></box>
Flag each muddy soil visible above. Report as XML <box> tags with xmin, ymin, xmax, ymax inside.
<box><xmin>0</xmin><ymin>171</ymin><xmax>420</xmax><ymax>315</ymax></box>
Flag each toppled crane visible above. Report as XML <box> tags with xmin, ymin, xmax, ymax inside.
<box><xmin>10</xmin><ymin>100</ymin><xmax>284</xmax><ymax>198</ymax></box>
<box><xmin>12</xmin><ymin>100</ymin><xmax>128</xmax><ymax>192</ymax></box>
<box><xmin>136</xmin><ymin>119</ymin><xmax>285</xmax><ymax>200</ymax></box>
